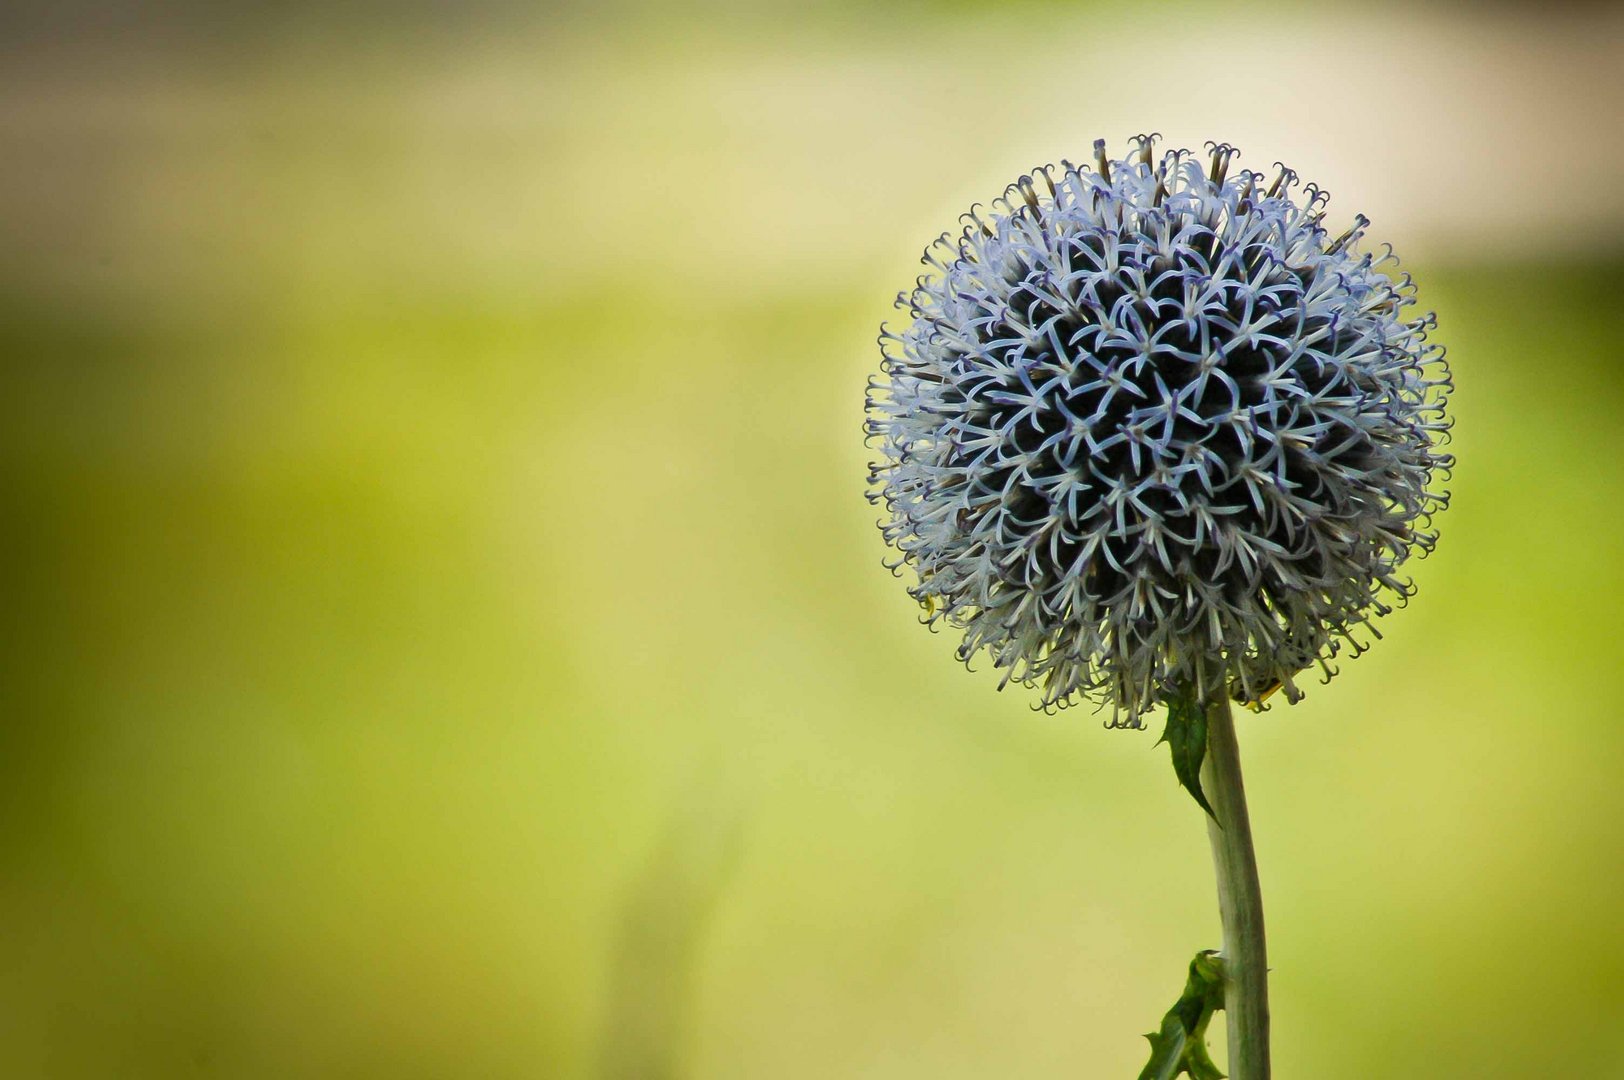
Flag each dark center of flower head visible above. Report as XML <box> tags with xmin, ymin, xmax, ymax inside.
<box><xmin>967</xmin><ymin>221</ymin><xmax>1358</xmax><ymax>600</ymax></box>
<box><xmin>868</xmin><ymin>136</ymin><xmax>1452</xmax><ymax>720</ymax></box>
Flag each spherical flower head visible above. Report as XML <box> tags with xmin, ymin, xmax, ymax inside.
<box><xmin>867</xmin><ymin>136</ymin><xmax>1453</xmax><ymax>725</ymax></box>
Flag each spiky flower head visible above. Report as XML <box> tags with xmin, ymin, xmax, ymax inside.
<box><xmin>867</xmin><ymin>136</ymin><xmax>1452</xmax><ymax>725</ymax></box>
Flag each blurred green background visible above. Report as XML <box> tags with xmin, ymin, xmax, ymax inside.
<box><xmin>4</xmin><ymin>2</ymin><xmax>1623</xmax><ymax>1077</ymax></box>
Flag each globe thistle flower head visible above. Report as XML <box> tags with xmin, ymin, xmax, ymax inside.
<box><xmin>867</xmin><ymin>136</ymin><xmax>1453</xmax><ymax>726</ymax></box>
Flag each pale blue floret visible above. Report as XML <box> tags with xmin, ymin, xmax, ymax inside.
<box><xmin>867</xmin><ymin>136</ymin><xmax>1453</xmax><ymax>724</ymax></box>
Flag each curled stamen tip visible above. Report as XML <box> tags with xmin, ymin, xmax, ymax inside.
<box><xmin>1015</xmin><ymin>175</ymin><xmax>1041</xmax><ymax>212</ymax></box>
<box><xmin>1205</xmin><ymin>142</ymin><xmax>1239</xmax><ymax>185</ymax></box>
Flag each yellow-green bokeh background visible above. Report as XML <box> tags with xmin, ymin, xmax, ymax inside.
<box><xmin>4</xmin><ymin>2</ymin><xmax>1623</xmax><ymax>1076</ymax></box>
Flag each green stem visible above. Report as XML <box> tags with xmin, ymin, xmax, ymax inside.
<box><xmin>1199</xmin><ymin>694</ymin><xmax>1271</xmax><ymax>1079</ymax></box>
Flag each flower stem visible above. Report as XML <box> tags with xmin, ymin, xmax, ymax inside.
<box><xmin>1199</xmin><ymin>693</ymin><xmax>1270</xmax><ymax>1079</ymax></box>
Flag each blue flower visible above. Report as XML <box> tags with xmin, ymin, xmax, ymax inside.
<box><xmin>866</xmin><ymin>136</ymin><xmax>1453</xmax><ymax>724</ymax></box>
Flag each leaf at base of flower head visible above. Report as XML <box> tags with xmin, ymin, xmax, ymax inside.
<box><xmin>1158</xmin><ymin>689</ymin><xmax>1217</xmax><ymax>821</ymax></box>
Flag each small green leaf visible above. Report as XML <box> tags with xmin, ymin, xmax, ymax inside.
<box><xmin>1184</xmin><ymin>1042</ymin><xmax>1225</xmax><ymax>1080</ymax></box>
<box><xmin>1137</xmin><ymin>950</ymin><xmax>1227</xmax><ymax>1080</ymax></box>
<box><xmin>1158</xmin><ymin>689</ymin><xmax>1217</xmax><ymax>820</ymax></box>
<box><xmin>1140</xmin><ymin>1019</ymin><xmax>1191</xmax><ymax>1080</ymax></box>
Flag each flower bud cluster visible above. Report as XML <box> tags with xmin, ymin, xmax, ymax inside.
<box><xmin>867</xmin><ymin>137</ymin><xmax>1453</xmax><ymax>722</ymax></box>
